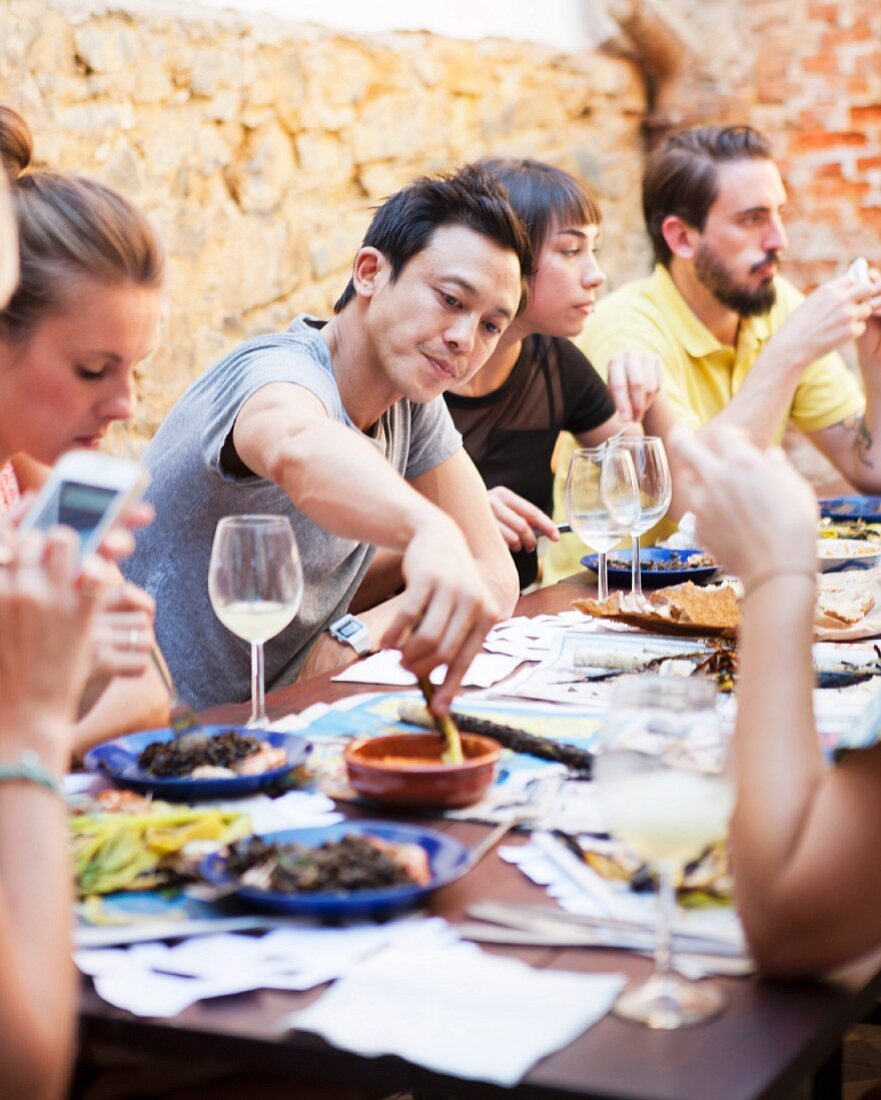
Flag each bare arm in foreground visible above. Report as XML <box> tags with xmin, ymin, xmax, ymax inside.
<box><xmin>670</xmin><ymin>426</ymin><xmax>881</xmax><ymax>974</ymax></box>
<box><xmin>0</xmin><ymin>529</ymin><xmax>110</xmax><ymax>1098</ymax></box>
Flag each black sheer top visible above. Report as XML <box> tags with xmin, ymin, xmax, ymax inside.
<box><xmin>445</xmin><ymin>334</ymin><xmax>614</xmax><ymax>587</ymax></box>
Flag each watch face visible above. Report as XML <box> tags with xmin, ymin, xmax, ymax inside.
<box><xmin>338</xmin><ymin>619</ymin><xmax>362</xmax><ymax>639</ymax></box>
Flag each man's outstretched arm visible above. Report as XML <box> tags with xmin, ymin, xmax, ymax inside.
<box><xmin>233</xmin><ymin>382</ymin><xmax>513</xmax><ymax>712</ymax></box>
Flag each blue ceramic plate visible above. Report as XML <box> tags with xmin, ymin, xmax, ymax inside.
<box><xmin>581</xmin><ymin>547</ymin><xmax>718</xmax><ymax>589</ymax></box>
<box><xmin>83</xmin><ymin>725</ymin><xmax>311</xmax><ymax>801</ymax></box>
<box><xmin>820</xmin><ymin>496</ymin><xmax>881</xmax><ymax>520</ymax></box>
<box><xmin>199</xmin><ymin>821</ymin><xmax>471</xmax><ymax>918</ymax></box>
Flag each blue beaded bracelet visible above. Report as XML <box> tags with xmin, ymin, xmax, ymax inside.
<box><xmin>0</xmin><ymin>750</ymin><xmax>61</xmax><ymax>796</ymax></box>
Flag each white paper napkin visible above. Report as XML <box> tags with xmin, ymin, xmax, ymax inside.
<box><xmin>78</xmin><ymin>917</ymin><xmax>455</xmax><ymax>1018</ymax></box>
<box><xmin>286</xmin><ymin>941</ymin><xmax>624</xmax><ymax>1087</ymax></box>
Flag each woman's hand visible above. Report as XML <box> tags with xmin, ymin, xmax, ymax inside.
<box><xmin>0</xmin><ymin>527</ymin><xmax>110</xmax><ymax>765</ymax></box>
<box><xmin>488</xmin><ymin>486</ymin><xmax>558</xmax><ymax>553</ymax></box>
<box><xmin>90</xmin><ymin>582</ymin><xmax>155</xmax><ymax>678</ymax></box>
<box><xmin>606</xmin><ymin>352</ymin><xmax>663</xmax><ymax>422</ymax></box>
<box><xmin>668</xmin><ymin>425</ymin><xmax>818</xmax><ymax>584</ymax></box>
<box><xmin>77</xmin><ymin>583</ymin><xmax>157</xmax><ymax>714</ymax></box>
<box><xmin>2</xmin><ymin>492</ymin><xmax>153</xmax><ymax>564</ymax></box>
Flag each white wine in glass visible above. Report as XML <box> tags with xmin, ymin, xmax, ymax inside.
<box><xmin>615</xmin><ymin>437</ymin><xmax>673</xmax><ymax>603</ymax></box>
<box><xmin>565</xmin><ymin>445</ymin><xmax>640</xmax><ymax>601</ymax></box>
<box><xmin>208</xmin><ymin>515</ymin><xmax>304</xmax><ymax>727</ymax></box>
<box><xmin>594</xmin><ymin>675</ymin><xmax>733</xmax><ymax>1029</ymax></box>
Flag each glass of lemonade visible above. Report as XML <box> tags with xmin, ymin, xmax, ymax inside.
<box><xmin>208</xmin><ymin>515</ymin><xmax>303</xmax><ymax>727</ymax></box>
<box><xmin>594</xmin><ymin>675</ymin><xmax>733</xmax><ymax>1028</ymax></box>
<box><xmin>565</xmin><ymin>444</ymin><xmax>640</xmax><ymax>601</ymax></box>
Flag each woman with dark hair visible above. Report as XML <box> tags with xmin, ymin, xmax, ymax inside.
<box><xmin>669</xmin><ymin>413</ymin><xmax>881</xmax><ymax>975</ymax></box>
<box><xmin>0</xmin><ymin>105</ymin><xmax>168</xmax><ymax>752</ymax></box>
<box><xmin>444</xmin><ymin>158</ymin><xmax>662</xmax><ymax>588</ymax></box>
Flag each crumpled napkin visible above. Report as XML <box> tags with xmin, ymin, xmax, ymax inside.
<box><xmin>657</xmin><ymin>511</ymin><xmax>702</xmax><ymax>550</ymax></box>
<box><xmin>286</xmin><ymin>940</ymin><xmax>624</xmax><ymax>1087</ymax></box>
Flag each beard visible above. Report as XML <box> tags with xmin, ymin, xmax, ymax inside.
<box><xmin>694</xmin><ymin>241</ymin><xmax>778</xmax><ymax>317</ymax></box>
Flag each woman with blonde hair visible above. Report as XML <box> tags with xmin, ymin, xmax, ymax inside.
<box><xmin>0</xmin><ymin>105</ymin><xmax>168</xmax><ymax>751</ymax></box>
<box><xmin>0</xmin><ymin>138</ymin><xmax>122</xmax><ymax>1100</ymax></box>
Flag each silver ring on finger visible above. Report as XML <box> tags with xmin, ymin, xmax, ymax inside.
<box><xmin>128</xmin><ymin>627</ymin><xmax>141</xmax><ymax>652</ymax></box>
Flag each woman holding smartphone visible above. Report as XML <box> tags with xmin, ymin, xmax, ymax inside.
<box><xmin>0</xmin><ymin>151</ymin><xmax>122</xmax><ymax>1100</ymax></box>
<box><xmin>443</xmin><ymin>158</ymin><xmax>663</xmax><ymax>588</ymax></box>
<box><xmin>0</xmin><ymin>105</ymin><xmax>168</xmax><ymax>752</ymax></box>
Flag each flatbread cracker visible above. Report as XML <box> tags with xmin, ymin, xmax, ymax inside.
<box><xmin>573</xmin><ymin>582</ymin><xmax>740</xmax><ymax>637</ymax></box>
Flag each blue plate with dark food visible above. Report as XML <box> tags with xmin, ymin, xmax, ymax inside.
<box><xmin>581</xmin><ymin>547</ymin><xmax>719</xmax><ymax>589</ymax></box>
<box><xmin>820</xmin><ymin>496</ymin><xmax>881</xmax><ymax>520</ymax></box>
<box><xmin>83</xmin><ymin>725</ymin><xmax>311</xmax><ymax>801</ymax></box>
<box><xmin>199</xmin><ymin>821</ymin><xmax>471</xmax><ymax>918</ymax></box>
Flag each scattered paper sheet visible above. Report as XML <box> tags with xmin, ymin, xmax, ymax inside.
<box><xmin>286</xmin><ymin>940</ymin><xmax>624</xmax><ymax>1087</ymax></box>
<box><xmin>79</xmin><ymin>917</ymin><xmax>456</xmax><ymax>1018</ymax></box>
<box><xmin>503</xmin><ymin>832</ymin><xmax>747</xmax><ymax>956</ymax></box>
<box><xmin>331</xmin><ymin>650</ymin><xmax>520</xmax><ymax>688</ymax></box>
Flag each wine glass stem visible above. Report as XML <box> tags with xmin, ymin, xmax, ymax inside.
<box><xmin>631</xmin><ymin>533</ymin><xmax>643</xmax><ymax>598</ymax></box>
<box><xmin>654</xmin><ymin>862</ymin><xmax>677</xmax><ymax>977</ymax></box>
<box><xmin>250</xmin><ymin>640</ymin><xmax>266</xmax><ymax>726</ymax></box>
<box><xmin>598</xmin><ymin>551</ymin><xmax>609</xmax><ymax>602</ymax></box>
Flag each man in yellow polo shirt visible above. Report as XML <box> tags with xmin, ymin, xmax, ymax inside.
<box><xmin>546</xmin><ymin>123</ymin><xmax>881</xmax><ymax>583</ymax></box>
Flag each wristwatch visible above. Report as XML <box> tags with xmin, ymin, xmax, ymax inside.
<box><xmin>327</xmin><ymin>613</ymin><xmax>373</xmax><ymax>656</ymax></box>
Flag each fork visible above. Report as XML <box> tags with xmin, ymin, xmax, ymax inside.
<box><xmin>148</xmin><ymin>646</ymin><xmax>203</xmax><ymax>737</ymax></box>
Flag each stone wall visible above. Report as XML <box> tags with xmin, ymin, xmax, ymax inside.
<box><xmin>0</xmin><ymin>0</ymin><xmax>647</xmax><ymax>453</ymax></box>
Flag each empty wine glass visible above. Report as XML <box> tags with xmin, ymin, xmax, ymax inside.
<box><xmin>208</xmin><ymin>515</ymin><xmax>303</xmax><ymax>727</ymax></box>
<box><xmin>594</xmin><ymin>675</ymin><xmax>733</xmax><ymax>1029</ymax></box>
<box><xmin>565</xmin><ymin>445</ymin><xmax>640</xmax><ymax>601</ymax></box>
<box><xmin>615</xmin><ymin>437</ymin><xmax>673</xmax><ymax>603</ymax></box>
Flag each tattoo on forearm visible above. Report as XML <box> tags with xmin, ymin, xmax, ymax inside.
<box><xmin>839</xmin><ymin>414</ymin><xmax>875</xmax><ymax>468</ymax></box>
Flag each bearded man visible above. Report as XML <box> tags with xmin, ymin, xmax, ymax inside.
<box><xmin>546</xmin><ymin>124</ymin><xmax>881</xmax><ymax>579</ymax></box>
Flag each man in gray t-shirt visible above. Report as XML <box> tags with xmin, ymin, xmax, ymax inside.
<box><xmin>125</xmin><ymin>164</ymin><xmax>532</xmax><ymax>712</ymax></box>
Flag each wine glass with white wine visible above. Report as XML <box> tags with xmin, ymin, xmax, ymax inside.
<box><xmin>615</xmin><ymin>437</ymin><xmax>673</xmax><ymax>604</ymax></box>
<box><xmin>593</xmin><ymin>675</ymin><xmax>733</xmax><ymax>1029</ymax></box>
<box><xmin>564</xmin><ymin>444</ymin><xmax>640</xmax><ymax>601</ymax></box>
<box><xmin>208</xmin><ymin>515</ymin><xmax>303</xmax><ymax>727</ymax></box>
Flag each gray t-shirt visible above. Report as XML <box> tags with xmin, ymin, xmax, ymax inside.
<box><xmin>125</xmin><ymin>315</ymin><xmax>461</xmax><ymax>709</ymax></box>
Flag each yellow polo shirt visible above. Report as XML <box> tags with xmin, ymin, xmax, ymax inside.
<box><xmin>545</xmin><ymin>264</ymin><xmax>865</xmax><ymax>584</ymax></box>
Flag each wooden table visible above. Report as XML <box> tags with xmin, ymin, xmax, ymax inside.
<box><xmin>77</xmin><ymin>575</ymin><xmax>881</xmax><ymax>1100</ymax></box>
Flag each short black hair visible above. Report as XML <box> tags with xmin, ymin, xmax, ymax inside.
<box><xmin>643</xmin><ymin>124</ymin><xmax>774</xmax><ymax>266</ymax></box>
<box><xmin>476</xmin><ymin>157</ymin><xmax>602</xmax><ymax>258</ymax></box>
<box><xmin>333</xmin><ymin>163</ymin><xmax>534</xmax><ymax>313</ymax></box>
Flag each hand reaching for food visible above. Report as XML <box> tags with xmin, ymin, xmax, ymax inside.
<box><xmin>667</xmin><ymin>425</ymin><xmax>818</xmax><ymax>586</ymax></box>
<box><xmin>382</xmin><ymin>514</ymin><xmax>500</xmax><ymax>716</ymax></box>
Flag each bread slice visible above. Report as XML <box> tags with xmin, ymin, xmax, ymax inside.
<box><xmin>650</xmin><ymin>582</ymin><xmax>740</xmax><ymax>630</ymax></box>
<box><xmin>573</xmin><ymin>582</ymin><xmax>740</xmax><ymax>632</ymax></box>
<box><xmin>816</xmin><ymin>589</ymin><xmax>876</xmax><ymax>625</ymax></box>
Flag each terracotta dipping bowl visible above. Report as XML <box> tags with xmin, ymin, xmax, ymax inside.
<box><xmin>344</xmin><ymin>732</ymin><xmax>501</xmax><ymax>809</ymax></box>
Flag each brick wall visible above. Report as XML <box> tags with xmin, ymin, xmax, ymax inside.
<box><xmin>666</xmin><ymin>0</ymin><xmax>881</xmax><ymax>293</ymax></box>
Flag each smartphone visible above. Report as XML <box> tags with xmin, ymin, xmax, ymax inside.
<box><xmin>18</xmin><ymin>450</ymin><xmax>149</xmax><ymax>560</ymax></box>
